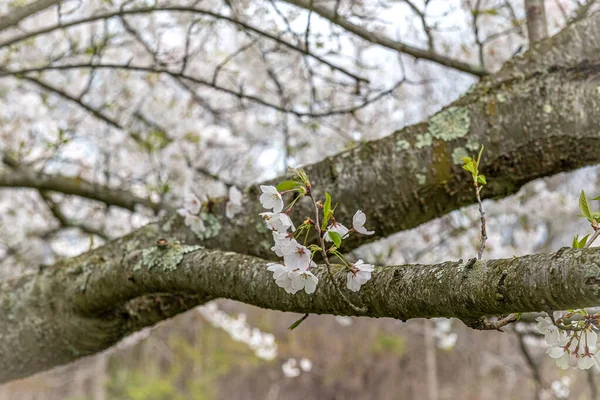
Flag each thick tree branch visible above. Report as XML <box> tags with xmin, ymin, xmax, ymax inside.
<box><xmin>280</xmin><ymin>0</ymin><xmax>488</xmax><ymax>76</ymax></box>
<box><xmin>2</xmin><ymin>230</ymin><xmax>600</xmax><ymax>383</ymax></box>
<box><xmin>0</xmin><ymin>0</ymin><xmax>59</xmax><ymax>33</ymax></box>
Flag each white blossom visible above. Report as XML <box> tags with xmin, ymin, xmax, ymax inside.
<box><xmin>324</xmin><ymin>221</ymin><xmax>349</xmax><ymax>242</ymax></box>
<box><xmin>282</xmin><ymin>358</ymin><xmax>301</xmax><ymax>378</ymax></box>
<box><xmin>538</xmin><ymin>316</ymin><xmax>599</xmax><ymax>370</ymax></box>
<box><xmin>183</xmin><ymin>193</ymin><xmax>202</xmax><ymax>215</ymax></box>
<box><xmin>271</xmin><ymin>232</ymin><xmax>294</xmax><ymax>257</ymax></box>
<box><xmin>259</xmin><ymin>185</ymin><xmax>284</xmax><ymax>213</ymax></box>
<box><xmin>259</xmin><ymin>212</ymin><xmax>295</xmax><ymax>232</ymax></box>
<box><xmin>282</xmin><ymin>241</ymin><xmax>312</xmax><ymax>271</ymax></box>
<box><xmin>551</xmin><ymin>377</ymin><xmax>571</xmax><ymax>399</ymax></box>
<box><xmin>197</xmin><ymin>302</ymin><xmax>277</xmax><ymax>361</ymax></box>
<box><xmin>346</xmin><ymin>259</ymin><xmax>374</xmax><ymax>292</ymax></box>
<box><xmin>352</xmin><ymin>210</ymin><xmax>374</xmax><ymax>235</ymax></box>
<box><xmin>293</xmin><ymin>270</ymin><xmax>318</xmax><ymax>294</ymax></box>
<box><xmin>267</xmin><ymin>263</ymin><xmax>318</xmax><ymax>294</ymax></box>
<box><xmin>225</xmin><ymin>186</ymin><xmax>243</xmax><ymax>219</ymax></box>
<box><xmin>179</xmin><ymin>211</ymin><xmax>206</xmax><ymax>234</ymax></box>
<box><xmin>335</xmin><ymin>316</ymin><xmax>353</xmax><ymax>327</ymax></box>
<box><xmin>299</xmin><ymin>358</ymin><xmax>313</xmax><ymax>372</ymax></box>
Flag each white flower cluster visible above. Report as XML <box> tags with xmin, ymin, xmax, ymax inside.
<box><xmin>197</xmin><ymin>302</ymin><xmax>277</xmax><ymax>360</ymax></box>
<box><xmin>258</xmin><ymin>184</ymin><xmax>376</xmax><ymax>294</ymax></box>
<box><xmin>281</xmin><ymin>357</ymin><xmax>313</xmax><ymax>378</ymax></box>
<box><xmin>179</xmin><ymin>187</ymin><xmax>243</xmax><ymax>233</ymax></box>
<box><xmin>537</xmin><ymin>316</ymin><xmax>598</xmax><ymax>370</ymax></box>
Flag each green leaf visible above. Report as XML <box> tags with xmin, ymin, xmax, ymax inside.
<box><xmin>328</xmin><ymin>231</ymin><xmax>342</xmax><ymax>248</ymax></box>
<box><xmin>573</xmin><ymin>234</ymin><xmax>590</xmax><ymax>249</ymax></box>
<box><xmin>322</xmin><ymin>192</ymin><xmax>332</xmax><ymax>230</ymax></box>
<box><xmin>580</xmin><ymin>190</ymin><xmax>593</xmax><ymax>221</ymax></box>
<box><xmin>592</xmin><ymin>195</ymin><xmax>600</xmax><ymax>201</ymax></box>
<box><xmin>276</xmin><ymin>180</ymin><xmax>302</xmax><ymax>192</ymax></box>
<box><xmin>288</xmin><ymin>313</ymin><xmax>309</xmax><ymax>330</ymax></box>
<box><xmin>579</xmin><ymin>234</ymin><xmax>590</xmax><ymax>248</ymax></box>
<box><xmin>462</xmin><ymin>162</ymin><xmax>476</xmax><ymax>175</ymax></box>
<box><xmin>477</xmin><ymin>175</ymin><xmax>487</xmax><ymax>185</ymax></box>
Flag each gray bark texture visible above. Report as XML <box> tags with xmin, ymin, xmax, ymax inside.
<box><xmin>3</xmin><ymin>7</ymin><xmax>600</xmax><ymax>386</ymax></box>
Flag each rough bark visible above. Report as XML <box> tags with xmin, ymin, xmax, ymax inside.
<box><xmin>2</xmin><ymin>228</ymin><xmax>600</xmax><ymax>383</ymax></box>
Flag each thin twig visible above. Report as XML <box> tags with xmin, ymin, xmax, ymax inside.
<box><xmin>476</xmin><ymin>186</ymin><xmax>487</xmax><ymax>260</ymax></box>
<box><xmin>308</xmin><ymin>192</ymin><xmax>366</xmax><ymax>314</ymax></box>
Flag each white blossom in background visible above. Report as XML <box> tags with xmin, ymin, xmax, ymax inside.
<box><xmin>225</xmin><ymin>186</ymin><xmax>243</xmax><ymax>220</ymax></box>
<box><xmin>259</xmin><ymin>185</ymin><xmax>284</xmax><ymax>213</ymax></box>
<box><xmin>183</xmin><ymin>193</ymin><xmax>202</xmax><ymax>215</ymax></box>
<box><xmin>281</xmin><ymin>357</ymin><xmax>313</xmax><ymax>378</ymax></box>
<box><xmin>299</xmin><ymin>358</ymin><xmax>313</xmax><ymax>372</ymax></box>
<box><xmin>282</xmin><ymin>358</ymin><xmax>301</xmax><ymax>378</ymax></box>
<box><xmin>433</xmin><ymin>319</ymin><xmax>458</xmax><ymax>350</ymax></box>
<box><xmin>178</xmin><ymin>193</ymin><xmax>208</xmax><ymax>235</ymax></box>
<box><xmin>335</xmin><ymin>316</ymin><xmax>353</xmax><ymax>327</ymax></box>
<box><xmin>346</xmin><ymin>260</ymin><xmax>374</xmax><ymax>292</ymax></box>
<box><xmin>550</xmin><ymin>376</ymin><xmax>571</xmax><ymax>399</ymax></box>
<box><xmin>352</xmin><ymin>210</ymin><xmax>374</xmax><ymax>235</ymax></box>
<box><xmin>197</xmin><ymin>302</ymin><xmax>278</xmax><ymax>361</ymax></box>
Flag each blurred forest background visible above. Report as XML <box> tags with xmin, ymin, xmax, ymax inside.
<box><xmin>0</xmin><ymin>0</ymin><xmax>598</xmax><ymax>398</ymax></box>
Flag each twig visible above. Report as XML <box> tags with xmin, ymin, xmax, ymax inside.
<box><xmin>476</xmin><ymin>185</ymin><xmax>487</xmax><ymax>260</ymax></box>
<box><xmin>308</xmin><ymin>193</ymin><xmax>366</xmax><ymax>314</ymax></box>
<box><xmin>463</xmin><ymin>313</ymin><xmax>518</xmax><ymax>331</ymax></box>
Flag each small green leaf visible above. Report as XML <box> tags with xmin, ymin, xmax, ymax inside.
<box><xmin>276</xmin><ymin>180</ymin><xmax>302</xmax><ymax>192</ymax></box>
<box><xmin>288</xmin><ymin>313</ymin><xmax>309</xmax><ymax>330</ymax></box>
<box><xmin>328</xmin><ymin>231</ymin><xmax>342</xmax><ymax>248</ymax></box>
<box><xmin>477</xmin><ymin>175</ymin><xmax>487</xmax><ymax>185</ymax></box>
<box><xmin>462</xmin><ymin>162</ymin><xmax>476</xmax><ymax>175</ymax></box>
<box><xmin>592</xmin><ymin>195</ymin><xmax>600</xmax><ymax>201</ymax></box>
<box><xmin>580</xmin><ymin>190</ymin><xmax>593</xmax><ymax>221</ymax></box>
<box><xmin>579</xmin><ymin>234</ymin><xmax>590</xmax><ymax>248</ymax></box>
<box><xmin>573</xmin><ymin>235</ymin><xmax>579</xmax><ymax>248</ymax></box>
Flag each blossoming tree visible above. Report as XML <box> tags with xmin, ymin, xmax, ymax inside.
<box><xmin>3</xmin><ymin>0</ymin><xmax>600</xmax><ymax>393</ymax></box>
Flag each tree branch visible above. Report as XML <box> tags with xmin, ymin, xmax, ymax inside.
<box><xmin>1</xmin><ymin>233</ymin><xmax>600</xmax><ymax>383</ymax></box>
<box><xmin>0</xmin><ymin>158</ymin><xmax>167</xmax><ymax>213</ymax></box>
<box><xmin>525</xmin><ymin>0</ymin><xmax>549</xmax><ymax>44</ymax></box>
<box><xmin>0</xmin><ymin>0</ymin><xmax>59</xmax><ymax>33</ymax></box>
<box><xmin>0</xmin><ymin>5</ymin><xmax>368</xmax><ymax>83</ymax></box>
<box><xmin>280</xmin><ymin>0</ymin><xmax>488</xmax><ymax>76</ymax></box>
<box><xmin>1</xmin><ymin>63</ymin><xmax>393</xmax><ymax>118</ymax></box>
